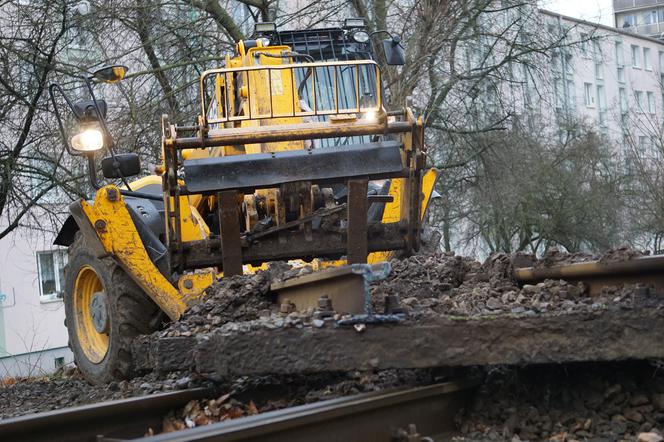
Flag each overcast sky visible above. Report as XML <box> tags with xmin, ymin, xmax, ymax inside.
<box><xmin>539</xmin><ymin>0</ymin><xmax>614</xmax><ymax>26</ymax></box>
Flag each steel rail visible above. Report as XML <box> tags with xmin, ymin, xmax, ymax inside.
<box><xmin>0</xmin><ymin>388</ymin><xmax>210</xmax><ymax>442</ymax></box>
<box><xmin>0</xmin><ymin>380</ymin><xmax>477</xmax><ymax>442</ymax></box>
<box><xmin>513</xmin><ymin>254</ymin><xmax>664</xmax><ymax>295</ymax></box>
<box><xmin>131</xmin><ymin>379</ymin><xmax>478</xmax><ymax>442</ymax></box>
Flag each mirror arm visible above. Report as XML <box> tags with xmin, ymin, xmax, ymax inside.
<box><xmin>81</xmin><ymin>75</ymin><xmax>133</xmax><ymax>192</ymax></box>
<box><xmin>48</xmin><ymin>83</ymin><xmax>79</xmax><ymax>156</ymax></box>
<box><xmin>87</xmin><ymin>154</ymin><xmax>101</xmax><ymax>190</ymax></box>
<box><xmin>369</xmin><ymin>30</ymin><xmax>394</xmax><ymax>39</ymax></box>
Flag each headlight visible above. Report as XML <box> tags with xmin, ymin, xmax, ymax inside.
<box><xmin>71</xmin><ymin>127</ymin><xmax>104</xmax><ymax>152</ymax></box>
<box><xmin>353</xmin><ymin>31</ymin><xmax>370</xmax><ymax>43</ymax></box>
<box><xmin>363</xmin><ymin>109</ymin><xmax>377</xmax><ymax>121</ymax></box>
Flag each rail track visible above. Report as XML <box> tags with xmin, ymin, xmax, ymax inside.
<box><xmin>0</xmin><ymin>379</ymin><xmax>477</xmax><ymax>442</ymax></box>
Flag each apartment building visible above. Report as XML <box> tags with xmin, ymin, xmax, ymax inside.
<box><xmin>538</xmin><ymin>10</ymin><xmax>664</xmax><ymax>155</ymax></box>
<box><xmin>614</xmin><ymin>0</ymin><xmax>664</xmax><ymax>39</ymax></box>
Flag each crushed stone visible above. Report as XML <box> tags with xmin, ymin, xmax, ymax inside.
<box><xmin>454</xmin><ymin>361</ymin><xmax>664</xmax><ymax>442</ymax></box>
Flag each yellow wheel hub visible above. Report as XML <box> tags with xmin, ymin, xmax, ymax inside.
<box><xmin>73</xmin><ymin>266</ymin><xmax>109</xmax><ymax>364</ymax></box>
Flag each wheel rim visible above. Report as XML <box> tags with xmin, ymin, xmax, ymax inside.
<box><xmin>73</xmin><ymin>266</ymin><xmax>109</xmax><ymax>364</ymax></box>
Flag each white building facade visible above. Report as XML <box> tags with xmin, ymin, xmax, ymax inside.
<box><xmin>540</xmin><ymin>10</ymin><xmax>664</xmax><ymax>153</ymax></box>
<box><xmin>0</xmin><ymin>226</ymin><xmax>72</xmax><ymax>378</ymax></box>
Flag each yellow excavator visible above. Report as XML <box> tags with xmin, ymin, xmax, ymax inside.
<box><xmin>49</xmin><ymin>20</ymin><xmax>439</xmax><ymax>383</ymax></box>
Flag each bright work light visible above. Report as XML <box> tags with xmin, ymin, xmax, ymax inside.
<box><xmin>71</xmin><ymin>123</ymin><xmax>104</xmax><ymax>152</ymax></box>
<box><xmin>344</xmin><ymin>18</ymin><xmax>365</xmax><ymax>28</ymax></box>
<box><xmin>255</xmin><ymin>22</ymin><xmax>276</xmax><ymax>34</ymax></box>
<box><xmin>363</xmin><ymin>109</ymin><xmax>377</xmax><ymax>121</ymax></box>
<box><xmin>353</xmin><ymin>30</ymin><xmax>370</xmax><ymax>43</ymax></box>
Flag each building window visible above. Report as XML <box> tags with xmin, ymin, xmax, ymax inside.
<box><xmin>593</xmin><ymin>40</ymin><xmax>602</xmax><ymax>62</ymax></box>
<box><xmin>584</xmin><ymin>82</ymin><xmax>594</xmax><ymax>107</ymax></box>
<box><xmin>615</xmin><ymin>41</ymin><xmax>624</xmax><ymax>66</ymax></box>
<box><xmin>645</xmin><ymin>47</ymin><xmax>653</xmax><ymax>70</ymax></box>
<box><xmin>632</xmin><ymin>45</ymin><xmax>641</xmax><ymax>68</ymax></box>
<box><xmin>644</xmin><ymin>10</ymin><xmax>658</xmax><ymax>25</ymax></box>
<box><xmin>639</xmin><ymin>136</ymin><xmax>651</xmax><ymax>154</ymax></box>
<box><xmin>635</xmin><ymin>90</ymin><xmax>644</xmax><ymax>112</ymax></box>
<box><xmin>597</xmin><ymin>85</ymin><xmax>607</xmax><ymax>126</ymax></box>
<box><xmin>580</xmin><ymin>33</ymin><xmax>589</xmax><ymax>57</ymax></box>
<box><xmin>648</xmin><ymin>91</ymin><xmax>656</xmax><ymax>113</ymax></box>
<box><xmin>595</xmin><ymin>62</ymin><xmax>603</xmax><ymax>80</ymax></box>
<box><xmin>566</xmin><ymin>79</ymin><xmax>576</xmax><ymax>110</ymax></box>
<box><xmin>623</xmin><ymin>14</ymin><xmax>636</xmax><ymax>27</ymax></box>
<box><xmin>36</xmin><ymin>250</ymin><xmax>67</xmax><ymax>301</ymax></box>
<box><xmin>619</xmin><ymin>87</ymin><xmax>628</xmax><ymax>114</ymax></box>
<box><xmin>554</xmin><ymin>78</ymin><xmax>564</xmax><ymax>109</ymax></box>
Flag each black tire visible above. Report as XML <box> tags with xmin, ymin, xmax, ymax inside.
<box><xmin>64</xmin><ymin>232</ymin><xmax>162</xmax><ymax>384</ymax></box>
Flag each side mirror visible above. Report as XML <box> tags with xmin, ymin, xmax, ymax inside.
<box><xmin>92</xmin><ymin>65</ymin><xmax>128</xmax><ymax>83</ymax></box>
<box><xmin>72</xmin><ymin>99</ymin><xmax>107</xmax><ymax>121</ymax></box>
<box><xmin>382</xmin><ymin>36</ymin><xmax>405</xmax><ymax>66</ymax></box>
<box><xmin>101</xmin><ymin>153</ymin><xmax>141</xmax><ymax>179</ymax></box>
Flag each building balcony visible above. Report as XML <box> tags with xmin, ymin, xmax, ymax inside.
<box><xmin>614</xmin><ymin>0</ymin><xmax>664</xmax><ymax>13</ymax></box>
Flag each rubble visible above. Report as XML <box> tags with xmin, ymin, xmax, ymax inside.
<box><xmin>371</xmin><ymin>251</ymin><xmax>660</xmax><ymax>320</ymax></box>
<box><xmin>454</xmin><ymin>361</ymin><xmax>664</xmax><ymax>442</ymax></box>
<box><xmin>161</xmin><ymin>271</ymin><xmax>275</xmax><ymax>337</ymax></box>
<box><xmin>161</xmin><ymin>248</ymin><xmax>664</xmax><ymax>341</ymax></box>
<box><xmin>0</xmin><ymin>369</ymin><xmax>214</xmax><ymax>419</ymax></box>
<box><xmin>160</xmin><ymin>369</ymin><xmax>444</xmax><ymax>432</ymax></box>
<box><xmin>132</xmin><ymin>247</ymin><xmax>664</xmax><ymax>379</ymax></box>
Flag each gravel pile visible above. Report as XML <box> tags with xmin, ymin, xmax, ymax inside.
<box><xmin>371</xmin><ymin>249</ymin><xmax>662</xmax><ymax>320</ymax></box>
<box><xmin>0</xmin><ymin>369</ymin><xmax>213</xmax><ymax>419</ymax></box>
<box><xmin>454</xmin><ymin>361</ymin><xmax>664</xmax><ymax>442</ymax></box>
<box><xmin>158</xmin><ymin>247</ymin><xmax>662</xmax><ymax>338</ymax></box>
<box><xmin>161</xmin><ymin>271</ymin><xmax>275</xmax><ymax>337</ymax></box>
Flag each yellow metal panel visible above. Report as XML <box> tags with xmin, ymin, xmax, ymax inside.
<box><xmin>244</xmin><ymin>46</ymin><xmax>304</xmax><ymax>153</ymax></box>
<box><xmin>178</xmin><ymin>271</ymin><xmax>215</xmax><ymax>302</ymax></box>
<box><xmin>80</xmin><ymin>186</ymin><xmax>188</xmax><ymax>320</ymax></box>
<box><xmin>420</xmin><ymin>168</ymin><xmax>439</xmax><ymax>219</ymax></box>
<box><xmin>368</xmin><ymin>169</ymin><xmax>440</xmax><ymax>264</ymax></box>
